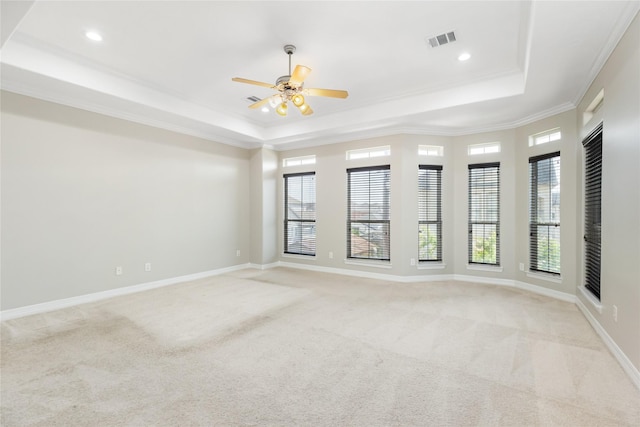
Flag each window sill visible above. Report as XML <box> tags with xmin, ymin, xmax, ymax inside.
<box><xmin>282</xmin><ymin>253</ymin><xmax>316</xmax><ymax>261</ymax></box>
<box><xmin>418</xmin><ymin>262</ymin><xmax>446</xmax><ymax>270</ymax></box>
<box><xmin>579</xmin><ymin>286</ymin><xmax>603</xmax><ymax>314</ymax></box>
<box><xmin>526</xmin><ymin>270</ymin><xmax>562</xmax><ymax>284</ymax></box>
<box><xmin>466</xmin><ymin>264</ymin><xmax>503</xmax><ymax>273</ymax></box>
<box><xmin>344</xmin><ymin>259</ymin><xmax>392</xmax><ymax>269</ymax></box>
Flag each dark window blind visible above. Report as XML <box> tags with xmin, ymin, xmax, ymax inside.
<box><xmin>418</xmin><ymin>165</ymin><xmax>443</xmax><ymax>261</ymax></box>
<box><xmin>347</xmin><ymin>165</ymin><xmax>391</xmax><ymax>260</ymax></box>
<box><xmin>284</xmin><ymin>172</ymin><xmax>316</xmax><ymax>256</ymax></box>
<box><xmin>468</xmin><ymin>163</ymin><xmax>500</xmax><ymax>265</ymax></box>
<box><xmin>583</xmin><ymin>123</ymin><xmax>603</xmax><ymax>300</ymax></box>
<box><xmin>529</xmin><ymin>152</ymin><xmax>561</xmax><ymax>274</ymax></box>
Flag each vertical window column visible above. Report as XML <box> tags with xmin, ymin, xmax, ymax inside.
<box><xmin>347</xmin><ymin>165</ymin><xmax>391</xmax><ymax>261</ymax></box>
<box><xmin>468</xmin><ymin>163</ymin><xmax>500</xmax><ymax>265</ymax></box>
<box><xmin>284</xmin><ymin>172</ymin><xmax>316</xmax><ymax>256</ymax></box>
<box><xmin>529</xmin><ymin>152</ymin><xmax>561</xmax><ymax>275</ymax></box>
<box><xmin>583</xmin><ymin>124</ymin><xmax>603</xmax><ymax>299</ymax></box>
<box><xmin>418</xmin><ymin>165</ymin><xmax>443</xmax><ymax>262</ymax></box>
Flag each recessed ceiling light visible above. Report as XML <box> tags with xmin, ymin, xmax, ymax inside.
<box><xmin>458</xmin><ymin>52</ymin><xmax>471</xmax><ymax>61</ymax></box>
<box><xmin>85</xmin><ymin>31</ymin><xmax>103</xmax><ymax>42</ymax></box>
<box><xmin>261</xmin><ymin>107</ymin><xmax>269</xmax><ymax>113</ymax></box>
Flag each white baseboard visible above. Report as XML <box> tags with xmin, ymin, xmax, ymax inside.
<box><xmin>277</xmin><ymin>261</ymin><xmax>454</xmax><ymax>283</ymax></box>
<box><xmin>0</xmin><ymin>263</ymin><xmax>251</xmax><ymax>322</ymax></box>
<box><xmin>453</xmin><ymin>275</ymin><xmax>576</xmax><ymax>303</ymax></box>
<box><xmin>576</xmin><ymin>297</ymin><xmax>640</xmax><ymax>391</ymax></box>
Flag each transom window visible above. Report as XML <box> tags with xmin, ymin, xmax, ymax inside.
<box><xmin>529</xmin><ymin>128</ymin><xmax>561</xmax><ymax>147</ymax></box>
<box><xmin>468</xmin><ymin>142</ymin><xmax>501</xmax><ymax>156</ymax></box>
<box><xmin>346</xmin><ymin>146</ymin><xmax>390</xmax><ymax>160</ymax></box>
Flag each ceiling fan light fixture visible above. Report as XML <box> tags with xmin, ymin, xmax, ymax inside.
<box><xmin>276</xmin><ymin>102</ymin><xmax>288</xmax><ymax>116</ymax></box>
<box><xmin>292</xmin><ymin>93</ymin><xmax>305</xmax><ymax>107</ymax></box>
<box><xmin>299</xmin><ymin>104</ymin><xmax>313</xmax><ymax>116</ymax></box>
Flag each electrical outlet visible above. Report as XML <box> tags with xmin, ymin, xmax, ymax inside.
<box><xmin>519</xmin><ymin>263</ymin><xmax>524</xmax><ymax>271</ymax></box>
<box><xmin>144</xmin><ymin>262</ymin><xmax>151</xmax><ymax>272</ymax></box>
<box><xmin>329</xmin><ymin>251</ymin><xmax>334</xmax><ymax>259</ymax></box>
<box><xmin>115</xmin><ymin>266</ymin><xmax>123</xmax><ymax>276</ymax></box>
<box><xmin>410</xmin><ymin>258</ymin><xmax>416</xmax><ymax>266</ymax></box>
<box><xmin>613</xmin><ymin>305</ymin><xmax>618</xmax><ymax>322</ymax></box>
<box><xmin>236</xmin><ymin>249</ymin><xmax>241</xmax><ymax>257</ymax></box>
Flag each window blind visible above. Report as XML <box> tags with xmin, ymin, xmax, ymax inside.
<box><xmin>583</xmin><ymin>123</ymin><xmax>603</xmax><ymax>300</ymax></box>
<box><xmin>529</xmin><ymin>152</ymin><xmax>561</xmax><ymax>274</ymax></box>
<box><xmin>284</xmin><ymin>172</ymin><xmax>316</xmax><ymax>256</ymax></box>
<box><xmin>347</xmin><ymin>165</ymin><xmax>391</xmax><ymax>260</ymax></box>
<box><xmin>468</xmin><ymin>163</ymin><xmax>500</xmax><ymax>265</ymax></box>
<box><xmin>418</xmin><ymin>165</ymin><xmax>442</xmax><ymax>262</ymax></box>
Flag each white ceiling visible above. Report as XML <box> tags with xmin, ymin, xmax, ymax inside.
<box><xmin>2</xmin><ymin>1</ymin><xmax>638</xmax><ymax>150</ymax></box>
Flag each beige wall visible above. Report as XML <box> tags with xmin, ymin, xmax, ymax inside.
<box><xmin>576</xmin><ymin>13</ymin><xmax>640</xmax><ymax>371</ymax></box>
<box><xmin>1</xmin><ymin>92</ymin><xmax>251</xmax><ymax>310</ymax></box>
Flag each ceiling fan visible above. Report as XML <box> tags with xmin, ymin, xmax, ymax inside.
<box><xmin>232</xmin><ymin>44</ymin><xmax>348</xmax><ymax>117</ymax></box>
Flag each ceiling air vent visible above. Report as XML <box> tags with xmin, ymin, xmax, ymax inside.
<box><xmin>246</xmin><ymin>96</ymin><xmax>261</xmax><ymax>103</ymax></box>
<box><xmin>427</xmin><ymin>31</ymin><xmax>456</xmax><ymax>48</ymax></box>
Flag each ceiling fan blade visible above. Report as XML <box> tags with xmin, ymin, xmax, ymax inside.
<box><xmin>304</xmin><ymin>88</ymin><xmax>349</xmax><ymax>99</ymax></box>
<box><xmin>248</xmin><ymin>94</ymin><xmax>281</xmax><ymax>109</ymax></box>
<box><xmin>289</xmin><ymin>65</ymin><xmax>312</xmax><ymax>85</ymax></box>
<box><xmin>232</xmin><ymin>77</ymin><xmax>274</xmax><ymax>88</ymax></box>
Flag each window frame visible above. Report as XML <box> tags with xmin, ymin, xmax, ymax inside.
<box><xmin>529</xmin><ymin>151</ymin><xmax>561</xmax><ymax>275</ymax></box>
<box><xmin>418</xmin><ymin>165</ymin><xmax>443</xmax><ymax>262</ymax></box>
<box><xmin>347</xmin><ymin>165</ymin><xmax>391</xmax><ymax>261</ymax></box>
<box><xmin>468</xmin><ymin>162</ymin><xmax>500</xmax><ymax>266</ymax></box>
<box><xmin>283</xmin><ymin>171</ymin><xmax>317</xmax><ymax>256</ymax></box>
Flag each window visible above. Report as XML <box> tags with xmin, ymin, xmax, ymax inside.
<box><xmin>418</xmin><ymin>165</ymin><xmax>442</xmax><ymax>261</ymax></box>
<box><xmin>529</xmin><ymin>152</ymin><xmax>561</xmax><ymax>274</ymax></box>
<box><xmin>284</xmin><ymin>172</ymin><xmax>316</xmax><ymax>256</ymax></box>
<box><xmin>346</xmin><ymin>146</ymin><xmax>390</xmax><ymax>160</ymax></box>
<box><xmin>347</xmin><ymin>165</ymin><xmax>390</xmax><ymax>260</ymax></box>
<box><xmin>283</xmin><ymin>155</ymin><xmax>316</xmax><ymax>168</ymax></box>
<box><xmin>418</xmin><ymin>145</ymin><xmax>444</xmax><ymax>157</ymax></box>
<box><xmin>583</xmin><ymin>123</ymin><xmax>603</xmax><ymax>300</ymax></box>
<box><xmin>468</xmin><ymin>163</ymin><xmax>500</xmax><ymax>265</ymax></box>
<box><xmin>529</xmin><ymin>128</ymin><xmax>562</xmax><ymax>147</ymax></box>
<box><xmin>468</xmin><ymin>142</ymin><xmax>501</xmax><ymax>155</ymax></box>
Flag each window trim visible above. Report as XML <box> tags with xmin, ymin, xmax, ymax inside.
<box><xmin>347</xmin><ymin>165</ymin><xmax>391</xmax><ymax>261</ymax></box>
<box><xmin>468</xmin><ymin>162</ymin><xmax>500</xmax><ymax>266</ymax></box>
<box><xmin>284</xmin><ymin>171</ymin><xmax>316</xmax><ymax>256</ymax></box>
<box><xmin>529</xmin><ymin>151</ymin><xmax>561</xmax><ymax>275</ymax></box>
<box><xmin>418</xmin><ymin>165</ymin><xmax>443</xmax><ymax>262</ymax></box>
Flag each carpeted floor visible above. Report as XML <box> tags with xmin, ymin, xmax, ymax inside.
<box><xmin>1</xmin><ymin>267</ymin><xmax>639</xmax><ymax>426</ymax></box>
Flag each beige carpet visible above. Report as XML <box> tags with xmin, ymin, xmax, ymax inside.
<box><xmin>2</xmin><ymin>267</ymin><xmax>639</xmax><ymax>426</ymax></box>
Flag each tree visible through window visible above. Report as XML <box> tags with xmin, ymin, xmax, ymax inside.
<box><xmin>418</xmin><ymin>165</ymin><xmax>442</xmax><ymax>261</ymax></box>
<box><xmin>468</xmin><ymin>163</ymin><xmax>500</xmax><ymax>265</ymax></box>
<box><xmin>529</xmin><ymin>152</ymin><xmax>561</xmax><ymax>274</ymax></box>
<box><xmin>347</xmin><ymin>166</ymin><xmax>391</xmax><ymax>260</ymax></box>
<box><xmin>284</xmin><ymin>172</ymin><xmax>316</xmax><ymax>256</ymax></box>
